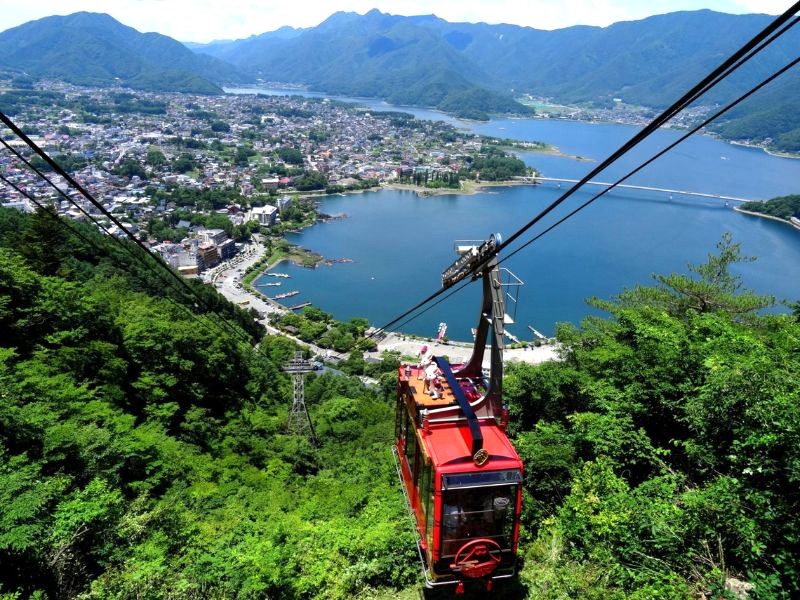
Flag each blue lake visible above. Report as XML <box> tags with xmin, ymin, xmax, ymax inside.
<box><xmin>238</xmin><ymin>88</ymin><xmax>800</xmax><ymax>340</ymax></box>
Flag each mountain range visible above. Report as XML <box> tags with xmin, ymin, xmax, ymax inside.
<box><xmin>0</xmin><ymin>9</ymin><xmax>798</xmax><ymax>148</ymax></box>
<box><xmin>195</xmin><ymin>8</ymin><xmax>799</xmax><ymax>107</ymax></box>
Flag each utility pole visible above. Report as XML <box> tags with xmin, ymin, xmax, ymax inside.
<box><xmin>283</xmin><ymin>352</ymin><xmax>318</xmax><ymax>445</ymax></box>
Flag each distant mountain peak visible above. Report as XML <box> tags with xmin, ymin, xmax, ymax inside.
<box><xmin>317</xmin><ymin>10</ymin><xmax>362</xmax><ymax>28</ymax></box>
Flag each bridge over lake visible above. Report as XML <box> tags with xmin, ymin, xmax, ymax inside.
<box><xmin>532</xmin><ymin>176</ymin><xmax>756</xmax><ymax>204</ymax></box>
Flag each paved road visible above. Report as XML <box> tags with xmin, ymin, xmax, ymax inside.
<box><xmin>211</xmin><ymin>239</ymin><xmax>557</xmax><ymax>369</ymax></box>
<box><xmin>211</xmin><ymin>238</ymin><xmax>347</xmax><ymax>361</ymax></box>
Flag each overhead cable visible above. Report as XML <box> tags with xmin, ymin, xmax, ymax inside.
<box><xmin>497</xmin><ymin>54</ymin><xmax>800</xmax><ymax>269</ymax></box>
<box><xmin>371</xmin><ymin>5</ymin><xmax>800</xmax><ymax>337</ymax></box>
<box><xmin>0</xmin><ymin>111</ymin><xmax>252</xmax><ymax>343</ymax></box>
<box><xmin>0</xmin><ymin>171</ymin><xmax>246</xmax><ymax>344</ymax></box>
<box><xmin>494</xmin><ymin>2</ymin><xmax>800</xmax><ymax>257</ymax></box>
<box><xmin>0</xmin><ymin>129</ymin><xmax>254</xmax><ymax>345</ymax></box>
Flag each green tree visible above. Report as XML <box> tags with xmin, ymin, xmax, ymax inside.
<box><xmin>146</xmin><ymin>147</ymin><xmax>167</xmax><ymax>167</ymax></box>
<box><xmin>277</xmin><ymin>146</ymin><xmax>304</xmax><ymax>165</ymax></box>
<box><xmin>172</xmin><ymin>153</ymin><xmax>197</xmax><ymax>174</ymax></box>
<box><xmin>210</xmin><ymin>120</ymin><xmax>230</xmax><ymax>133</ymax></box>
<box><xmin>114</xmin><ymin>159</ymin><xmax>146</xmax><ymax>180</ymax></box>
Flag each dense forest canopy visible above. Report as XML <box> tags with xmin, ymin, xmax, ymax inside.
<box><xmin>506</xmin><ymin>234</ymin><xmax>800</xmax><ymax>598</ymax></box>
<box><xmin>0</xmin><ymin>207</ymin><xmax>413</xmax><ymax>599</ymax></box>
<box><xmin>1</xmin><ymin>207</ymin><xmax>798</xmax><ymax>599</ymax></box>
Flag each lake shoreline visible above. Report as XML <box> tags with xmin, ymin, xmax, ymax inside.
<box><xmin>728</xmin><ymin>140</ymin><xmax>800</xmax><ymax>160</ymax></box>
<box><xmin>382</xmin><ymin>180</ymin><xmax>535</xmax><ymax>197</ymax></box>
<box><xmin>734</xmin><ymin>207</ymin><xmax>800</xmax><ymax>231</ymax></box>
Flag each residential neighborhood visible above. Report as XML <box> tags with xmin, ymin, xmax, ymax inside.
<box><xmin>1</xmin><ymin>81</ymin><xmax>535</xmax><ymax>277</ymax></box>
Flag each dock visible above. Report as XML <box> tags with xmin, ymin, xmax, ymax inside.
<box><xmin>271</xmin><ymin>290</ymin><xmax>300</xmax><ymax>300</ymax></box>
<box><xmin>288</xmin><ymin>302</ymin><xmax>312</xmax><ymax>310</ymax></box>
<box><xmin>528</xmin><ymin>325</ymin><xmax>548</xmax><ymax>340</ymax></box>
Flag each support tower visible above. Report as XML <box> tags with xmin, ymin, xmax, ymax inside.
<box><xmin>283</xmin><ymin>352</ymin><xmax>318</xmax><ymax>445</ymax></box>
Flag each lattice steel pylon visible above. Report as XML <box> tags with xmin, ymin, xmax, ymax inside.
<box><xmin>283</xmin><ymin>352</ymin><xmax>318</xmax><ymax>445</ymax></box>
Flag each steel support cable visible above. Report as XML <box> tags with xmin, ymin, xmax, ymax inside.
<box><xmin>0</xmin><ymin>138</ymin><xmax>236</xmax><ymax>340</ymax></box>
<box><xmin>0</xmin><ymin>139</ymin><xmax>112</xmax><ymax>231</ymax></box>
<box><xmin>369</xmin><ymin>4</ymin><xmax>800</xmax><ymax>338</ymax></box>
<box><xmin>0</xmin><ymin>171</ymin><xmax>246</xmax><ymax>345</ymax></box>
<box><xmin>388</xmin><ymin>279</ymin><xmax>472</xmax><ymax>336</ymax></box>
<box><xmin>497</xmin><ymin>54</ymin><xmax>800</xmax><ymax>270</ymax></box>
<box><xmin>0</xmin><ymin>172</ymin><xmax>113</xmax><ymax>259</ymax></box>
<box><xmin>0</xmin><ymin>141</ymin><xmax>300</xmax><ymax>365</ymax></box>
<box><xmin>675</xmin><ymin>15</ymin><xmax>800</xmax><ymax>110</ymax></box>
<box><xmin>0</xmin><ymin>111</ymin><xmax>252</xmax><ymax>344</ymax></box>
<box><xmin>494</xmin><ymin>2</ymin><xmax>800</xmax><ymax>257</ymax></box>
<box><xmin>0</xmin><ymin>135</ymin><xmax>254</xmax><ymax>345</ymax></box>
<box><xmin>370</xmin><ymin>10</ymin><xmax>800</xmax><ymax>337</ymax></box>
<box><xmin>490</xmin><ymin>13</ymin><xmax>800</xmax><ymax>270</ymax></box>
<box><xmin>0</xmin><ymin>140</ymin><xmax>249</xmax><ymax>345</ymax></box>
<box><xmin>388</xmin><ymin>55</ymin><xmax>800</xmax><ymax>335</ymax></box>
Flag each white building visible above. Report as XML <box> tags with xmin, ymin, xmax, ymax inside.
<box><xmin>250</xmin><ymin>204</ymin><xmax>278</xmax><ymax>227</ymax></box>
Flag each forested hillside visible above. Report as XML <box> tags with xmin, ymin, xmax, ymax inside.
<box><xmin>740</xmin><ymin>194</ymin><xmax>800</xmax><ymax>220</ymax></box>
<box><xmin>0</xmin><ymin>207</ymin><xmax>413</xmax><ymax>599</ymax></box>
<box><xmin>1</xmin><ymin>206</ymin><xmax>798</xmax><ymax>598</ymax></box>
<box><xmin>0</xmin><ymin>13</ymin><xmax>249</xmax><ymax>94</ymax></box>
<box><xmin>711</xmin><ymin>76</ymin><xmax>800</xmax><ymax>152</ymax></box>
<box><xmin>508</xmin><ymin>235</ymin><xmax>800</xmax><ymax>598</ymax></box>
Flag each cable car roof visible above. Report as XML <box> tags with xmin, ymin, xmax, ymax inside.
<box><xmin>420</xmin><ymin>421</ymin><xmax>522</xmax><ymax>475</ymax></box>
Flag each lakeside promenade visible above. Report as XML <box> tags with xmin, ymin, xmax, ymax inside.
<box><xmin>369</xmin><ymin>333</ymin><xmax>559</xmax><ymax>368</ymax></box>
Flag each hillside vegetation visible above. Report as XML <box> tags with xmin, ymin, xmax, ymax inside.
<box><xmin>740</xmin><ymin>194</ymin><xmax>800</xmax><ymax>220</ymax></box>
<box><xmin>1</xmin><ymin>206</ymin><xmax>798</xmax><ymax>598</ymax></box>
<box><xmin>507</xmin><ymin>235</ymin><xmax>800</xmax><ymax>598</ymax></box>
<box><xmin>0</xmin><ymin>207</ymin><xmax>413</xmax><ymax>599</ymax></box>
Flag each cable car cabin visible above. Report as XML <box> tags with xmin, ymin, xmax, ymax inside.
<box><xmin>391</xmin><ymin>234</ymin><xmax>524</xmax><ymax>594</ymax></box>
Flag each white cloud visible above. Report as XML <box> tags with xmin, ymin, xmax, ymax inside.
<box><xmin>0</xmin><ymin>0</ymin><xmax>784</xmax><ymax>42</ymax></box>
<box><xmin>730</xmin><ymin>0</ymin><xmax>789</xmax><ymax>14</ymax></box>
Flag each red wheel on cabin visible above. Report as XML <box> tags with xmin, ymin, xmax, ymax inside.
<box><xmin>450</xmin><ymin>538</ymin><xmax>502</xmax><ymax>579</ymax></box>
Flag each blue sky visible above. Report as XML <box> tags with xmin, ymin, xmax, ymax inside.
<box><xmin>0</xmin><ymin>0</ymin><xmax>788</xmax><ymax>42</ymax></box>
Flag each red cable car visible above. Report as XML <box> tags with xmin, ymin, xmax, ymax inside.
<box><xmin>393</xmin><ymin>234</ymin><xmax>523</xmax><ymax>594</ymax></box>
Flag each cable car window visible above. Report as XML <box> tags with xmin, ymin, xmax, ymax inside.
<box><xmin>440</xmin><ymin>485</ymin><xmax>518</xmax><ymax>558</ymax></box>
<box><xmin>418</xmin><ymin>461</ymin><xmax>434</xmax><ymax>546</ymax></box>
<box><xmin>395</xmin><ymin>395</ymin><xmax>404</xmax><ymax>440</ymax></box>
<box><xmin>442</xmin><ymin>469</ymin><xmax>522</xmax><ymax>489</ymax></box>
<box><xmin>425</xmin><ymin>471</ymin><xmax>434</xmax><ymax>547</ymax></box>
<box><xmin>420</xmin><ymin>461</ymin><xmax>432</xmax><ymax>516</ymax></box>
<box><xmin>404</xmin><ymin>414</ymin><xmax>416</xmax><ymax>466</ymax></box>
